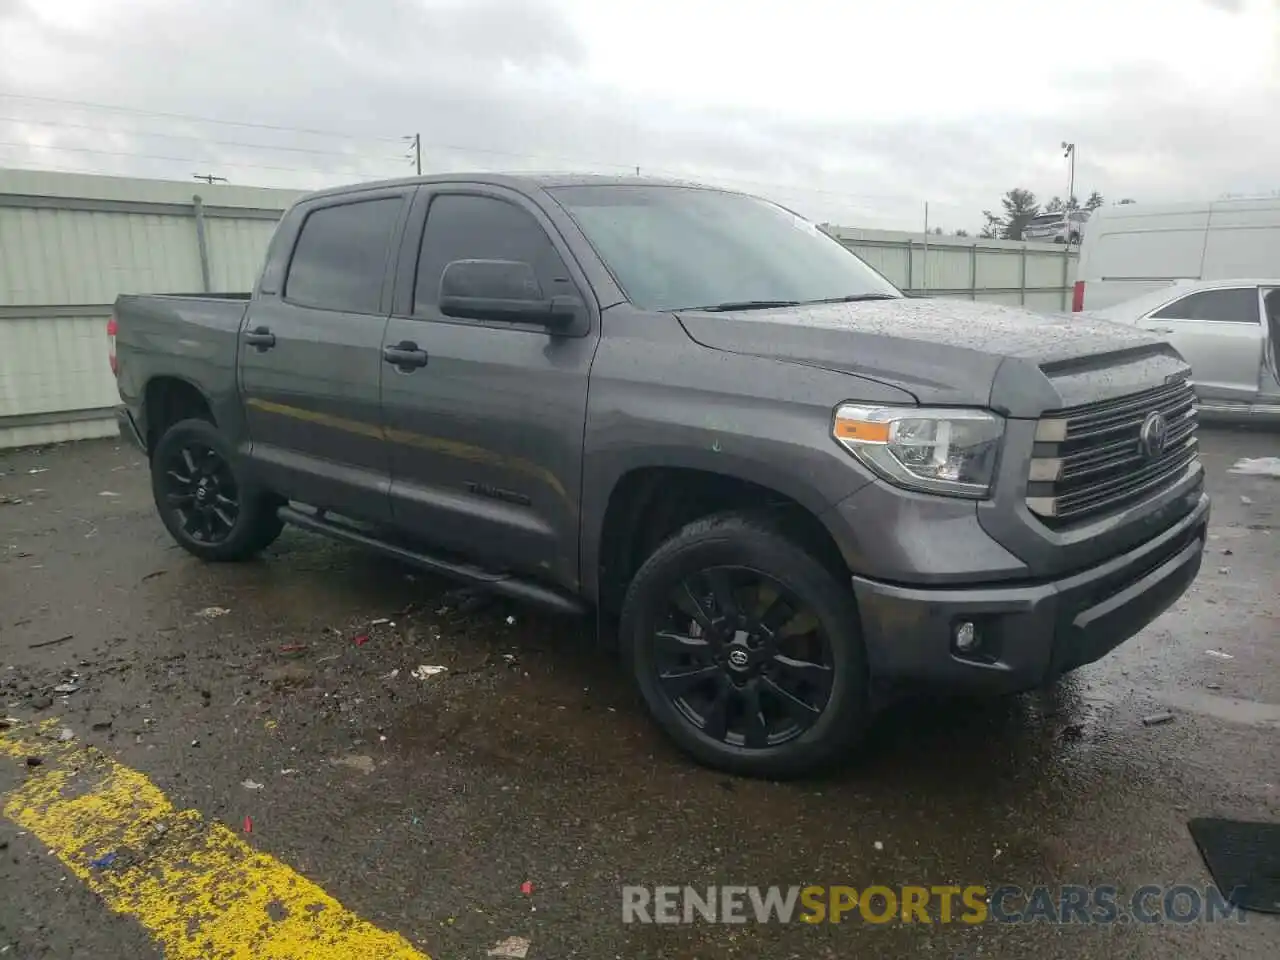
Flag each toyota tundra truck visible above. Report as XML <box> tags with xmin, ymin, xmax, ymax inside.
<box><xmin>110</xmin><ymin>174</ymin><xmax>1210</xmax><ymax>777</ymax></box>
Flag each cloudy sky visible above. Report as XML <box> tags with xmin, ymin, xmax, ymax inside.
<box><xmin>0</xmin><ymin>0</ymin><xmax>1277</xmax><ymax>231</ymax></box>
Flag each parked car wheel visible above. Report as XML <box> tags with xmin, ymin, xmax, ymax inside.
<box><xmin>621</xmin><ymin>512</ymin><xmax>869</xmax><ymax>778</ymax></box>
<box><xmin>150</xmin><ymin>418</ymin><xmax>283</xmax><ymax>561</ymax></box>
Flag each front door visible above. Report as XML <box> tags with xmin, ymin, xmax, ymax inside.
<box><xmin>1141</xmin><ymin>285</ymin><xmax>1263</xmax><ymax>405</ymax></box>
<box><xmin>239</xmin><ymin>189</ymin><xmax>411</xmax><ymax>522</ymax></box>
<box><xmin>380</xmin><ymin>186</ymin><xmax>599</xmax><ymax>589</ymax></box>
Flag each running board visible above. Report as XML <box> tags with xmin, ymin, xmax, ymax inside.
<box><xmin>277</xmin><ymin>505</ymin><xmax>586</xmax><ymax>617</ymax></box>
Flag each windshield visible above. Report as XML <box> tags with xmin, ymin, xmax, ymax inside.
<box><xmin>547</xmin><ymin>184</ymin><xmax>901</xmax><ymax>311</ymax></box>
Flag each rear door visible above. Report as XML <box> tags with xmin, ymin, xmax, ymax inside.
<box><xmin>1141</xmin><ymin>286</ymin><xmax>1263</xmax><ymax>404</ymax></box>
<box><xmin>379</xmin><ymin>184</ymin><xmax>599</xmax><ymax>588</ymax></box>
<box><xmin>239</xmin><ymin>188</ymin><xmax>411</xmax><ymax>521</ymax></box>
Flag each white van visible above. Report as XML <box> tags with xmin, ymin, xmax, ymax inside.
<box><xmin>1072</xmin><ymin>196</ymin><xmax>1280</xmax><ymax>312</ymax></box>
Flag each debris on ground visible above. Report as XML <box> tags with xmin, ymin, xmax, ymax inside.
<box><xmin>1229</xmin><ymin>457</ymin><xmax>1280</xmax><ymax>478</ymax></box>
<box><xmin>331</xmin><ymin>755</ymin><xmax>376</xmax><ymax>775</ymax></box>
<box><xmin>487</xmin><ymin>936</ymin><xmax>532</xmax><ymax>959</ymax></box>
<box><xmin>280</xmin><ymin>768</ymin><xmax>298</xmax><ymax>775</ymax></box>
<box><xmin>28</xmin><ymin>634</ymin><xmax>73</xmax><ymax>650</ymax></box>
<box><xmin>57</xmin><ymin>728</ymin><xmax>74</xmax><ymax>742</ymax></box>
<box><xmin>353</xmin><ymin>635</ymin><xmax>369</xmax><ymax>647</ymax></box>
<box><xmin>243</xmin><ymin>816</ymin><xmax>253</xmax><ymax>833</ymax></box>
<box><xmin>1206</xmin><ymin>683</ymin><xmax>1222</xmax><ymax>690</ymax></box>
<box><xmin>382</xmin><ymin>669</ymin><xmax>400</xmax><ymax>680</ymax></box>
<box><xmin>1218</xmin><ymin>567</ymin><xmax>1232</xmax><ymax>575</ymax></box>
<box><xmin>1061</xmin><ymin>722</ymin><xmax>1086</xmax><ymax>740</ymax></box>
<box><xmin>370</xmin><ymin>618</ymin><xmax>391</xmax><ymax>626</ymax></box>
<box><xmin>25</xmin><ymin>756</ymin><xmax>43</xmax><ymax>768</ymax></box>
<box><xmin>1206</xmin><ymin>650</ymin><xmax>1235</xmax><ymax>660</ymax></box>
<box><xmin>0</xmin><ymin>495</ymin><xmax>24</xmax><ymax>505</ymax></box>
<box><xmin>506</xmin><ymin>616</ymin><xmax>516</xmax><ymax>626</ymax></box>
<box><xmin>98</xmin><ymin>491</ymin><xmax>121</xmax><ymax>498</ymax></box>
<box><xmin>502</xmin><ymin>654</ymin><xmax>519</xmax><ymax>668</ymax></box>
<box><xmin>27</xmin><ymin>468</ymin><xmax>48</xmax><ymax>475</ymax></box>
<box><xmin>141</xmin><ymin>570</ymin><xmax>167</xmax><ymax>582</ymax></box>
<box><xmin>190</xmin><ymin>739</ymin><xmax>201</xmax><ymax>747</ymax></box>
<box><xmin>241</xmin><ymin>779</ymin><xmax>265</xmax><ymax>791</ymax></box>
<box><xmin>89</xmin><ymin>852</ymin><xmax>117</xmax><ymax>870</ymax></box>
<box><xmin>91</xmin><ymin>719</ymin><xmax>112</xmax><ymax>731</ymax></box>
<box><xmin>195</xmin><ymin>606</ymin><xmax>231</xmax><ymax>619</ymax></box>
<box><xmin>278</xmin><ymin>644</ymin><xmax>307</xmax><ymax>654</ymax></box>
<box><xmin>52</xmin><ymin>682</ymin><xmax>80</xmax><ymax>695</ymax></box>
<box><xmin>0</xmin><ymin>718</ymin><xmax>19</xmax><ymax>730</ymax></box>
<box><xmin>30</xmin><ymin>696</ymin><xmax>52</xmax><ymax>711</ymax></box>
<box><xmin>411</xmin><ymin>665</ymin><xmax>447</xmax><ymax>680</ymax></box>
<box><xmin>1142</xmin><ymin>712</ymin><xmax>1176</xmax><ymax>727</ymax></box>
<box><xmin>521</xmin><ymin>881</ymin><xmax>534</xmax><ymax>895</ymax></box>
<box><xmin>873</xmin><ymin>841</ymin><xmax>884</xmax><ymax>851</ymax></box>
<box><xmin>1240</xmin><ymin>495</ymin><xmax>1254</xmax><ymax>505</ymax></box>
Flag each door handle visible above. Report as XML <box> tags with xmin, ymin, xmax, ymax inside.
<box><xmin>1149</xmin><ymin>326</ymin><xmax>1174</xmax><ymax>334</ymax></box>
<box><xmin>383</xmin><ymin>341</ymin><xmax>429</xmax><ymax>370</ymax></box>
<box><xmin>244</xmin><ymin>326</ymin><xmax>276</xmax><ymax>350</ymax></box>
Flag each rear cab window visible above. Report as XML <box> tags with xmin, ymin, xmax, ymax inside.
<box><xmin>285</xmin><ymin>196</ymin><xmax>404</xmax><ymax>314</ymax></box>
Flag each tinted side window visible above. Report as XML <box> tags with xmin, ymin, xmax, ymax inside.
<box><xmin>285</xmin><ymin>197</ymin><xmax>402</xmax><ymax>313</ymax></box>
<box><xmin>414</xmin><ymin>194</ymin><xmax>572</xmax><ymax>313</ymax></box>
<box><xmin>1152</xmin><ymin>288</ymin><xmax>1258</xmax><ymax>323</ymax></box>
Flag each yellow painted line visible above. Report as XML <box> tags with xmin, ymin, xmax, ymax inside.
<box><xmin>1</xmin><ymin>721</ymin><xmax>430</xmax><ymax>960</ymax></box>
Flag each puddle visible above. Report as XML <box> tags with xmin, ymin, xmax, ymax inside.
<box><xmin>1157</xmin><ymin>690</ymin><xmax>1280</xmax><ymax>728</ymax></box>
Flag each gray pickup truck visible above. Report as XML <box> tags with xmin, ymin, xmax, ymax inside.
<box><xmin>111</xmin><ymin>174</ymin><xmax>1210</xmax><ymax>777</ymax></box>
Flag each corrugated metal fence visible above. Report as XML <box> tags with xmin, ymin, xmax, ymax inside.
<box><xmin>0</xmin><ymin>169</ymin><xmax>300</xmax><ymax>449</ymax></box>
<box><xmin>827</xmin><ymin>226</ymin><xmax>1079</xmax><ymax>311</ymax></box>
<box><xmin>0</xmin><ymin>170</ymin><xmax>1079</xmax><ymax>450</ymax></box>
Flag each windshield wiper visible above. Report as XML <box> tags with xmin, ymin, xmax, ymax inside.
<box><xmin>802</xmin><ymin>294</ymin><xmax>900</xmax><ymax>304</ymax></box>
<box><xmin>682</xmin><ymin>299</ymin><xmax>801</xmax><ymax>312</ymax></box>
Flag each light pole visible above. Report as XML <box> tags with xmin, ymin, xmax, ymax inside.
<box><xmin>1061</xmin><ymin>142</ymin><xmax>1076</xmax><ymax>209</ymax></box>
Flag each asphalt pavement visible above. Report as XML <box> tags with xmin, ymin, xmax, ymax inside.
<box><xmin>1</xmin><ymin>427</ymin><xmax>1277</xmax><ymax>959</ymax></box>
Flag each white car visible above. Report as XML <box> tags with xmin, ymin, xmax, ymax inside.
<box><xmin>1082</xmin><ymin>278</ymin><xmax>1280</xmax><ymax>419</ymax></box>
<box><xmin>1024</xmin><ymin>209</ymin><xmax>1089</xmax><ymax>244</ymax></box>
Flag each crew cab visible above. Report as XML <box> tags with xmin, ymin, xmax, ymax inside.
<box><xmin>111</xmin><ymin>174</ymin><xmax>1210</xmax><ymax>777</ymax></box>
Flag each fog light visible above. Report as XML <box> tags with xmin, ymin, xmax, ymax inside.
<box><xmin>953</xmin><ymin>621</ymin><xmax>979</xmax><ymax>653</ymax></box>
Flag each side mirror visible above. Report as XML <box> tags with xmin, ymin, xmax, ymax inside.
<box><xmin>438</xmin><ymin>259</ymin><xmax>582</xmax><ymax>329</ymax></box>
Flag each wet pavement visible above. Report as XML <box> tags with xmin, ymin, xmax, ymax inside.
<box><xmin>1</xmin><ymin>428</ymin><xmax>1277</xmax><ymax>959</ymax></box>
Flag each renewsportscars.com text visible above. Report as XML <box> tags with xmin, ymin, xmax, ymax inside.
<box><xmin>621</xmin><ymin>884</ymin><xmax>1248</xmax><ymax>925</ymax></box>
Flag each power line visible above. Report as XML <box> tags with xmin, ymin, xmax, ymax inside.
<box><xmin>0</xmin><ymin>114</ymin><xmax>407</xmax><ymax>162</ymax></box>
<box><xmin>0</xmin><ymin>92</ymin><xmax>974</xmax><ymax>212</ymax></box>
<box><xmin>0</xmin><ymin>92</ymin><xmax>404</xmax><ymax>145</ymax></box>
<box><xmin>0</xmin><ymin>140</ymin><xmax>402</xmax><ymax>177</ymax></box>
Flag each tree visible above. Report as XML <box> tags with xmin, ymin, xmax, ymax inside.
<box><xmin>999</xmin><ymin>188</ymin><xmax>1039</xmax><ymax>240</ymax></box>
<box><xmin>1084</xmin><ymin>190</ymin><xmax>1104</xmax><ymax>212</ymax></box>
<box><xmin>1044</xmin><ymin>196</ymin><xmax>1064</xmax><ymax>213</ymax></box>
<box><xmin>954</xmin><ymin>228</ymin><xmax>970</xmax><ymax>238</ymax></box>
<box><xmin>979</xmin><ymin>211</ymin><xmax>1003</xmax><ymax>239</ymax></box>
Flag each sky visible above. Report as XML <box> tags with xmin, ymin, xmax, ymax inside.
<box><xmin>0</xmin><ymin>0</ymin><xmax>1277</xmax><ymax>231</ymax></box>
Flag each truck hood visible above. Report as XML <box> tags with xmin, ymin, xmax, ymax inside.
<box><xmin>676</xmin><ymin>298</ymin><xmax>1188</xmax><ymax>416</ymax></box>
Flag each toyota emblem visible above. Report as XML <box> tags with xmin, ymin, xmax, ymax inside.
<box><xmin>1138</xmin><ymin>411</ymin><xmax>1169</xmax><ymax>460</ymax></box>
<box><xmin>727</xmin><ymin>648</ymin><xmax>750</xmax><ymax>669</ymax></box>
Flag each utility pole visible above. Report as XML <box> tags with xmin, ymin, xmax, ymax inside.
<box><xmin>193</xmin><ymin>173</ymin><xmax>226</xmax><ymax>185</ymax></box>
<box><xmin>413</xmin><ymin>133</ymin><xmax>421</xmax><ymax>175</ymax></box>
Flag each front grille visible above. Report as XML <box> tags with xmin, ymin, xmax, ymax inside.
<box><xmin>1026</xmin><ymin>376</ymin><xmax>1200</xmax><ymax>526</ymax></box>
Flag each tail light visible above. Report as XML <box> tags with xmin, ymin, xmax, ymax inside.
<box><xmin>107</xmin><ymin>314</ymin><xmax>119</xmax><ymax>375</ymax></box>
<box><xmin>1071</xmin><ymin>281</ymin><xmax>1085</xmax><ymax>312</ymax></box>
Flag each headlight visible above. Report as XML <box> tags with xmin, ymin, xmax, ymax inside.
<box><xmin>832</xmin><ymin>404</ymin><xmax>1004</xmax><ymax>498</ymax></box>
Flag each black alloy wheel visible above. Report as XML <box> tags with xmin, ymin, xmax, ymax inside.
<box><xmin>162</xmin><ymin>441</ymin><xmax>240</xmax><ymax>545</ymax></box>
<box><xmin>652</xmin><ymin>566</ymin><xmax>834</xmax><ymax>749</ymax></box>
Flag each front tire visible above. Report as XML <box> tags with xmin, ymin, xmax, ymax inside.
<box><xmin>150</xmin><ymin>418</ymin><xmax>283</xmax><ymax>562</ymax></box>
<box><xmin>620</xmin><ymin>512</ymin><xmax>869</xmax><ymax>778</ymax></box>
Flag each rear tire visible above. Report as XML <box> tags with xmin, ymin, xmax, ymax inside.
<box><xmin>620</xmin><ymin>511</ymin><xmax>869</xmax><ymax>779</ymax></box>
<box><xmin>150</xmin><ymin>418</ymin><xmax>283</xmax><ymax>562</ymax></box>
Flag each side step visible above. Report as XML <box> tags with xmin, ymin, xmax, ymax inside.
<box><xmin>277</xmin><ymin>505</ymin><xmax>586</xmax><ymax>617</ymax></box>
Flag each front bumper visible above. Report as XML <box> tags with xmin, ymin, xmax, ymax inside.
<box><xmin>852</xmin><ymin>492</ymin><xmax>1210</xmax><ymax>694</ymax></box>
